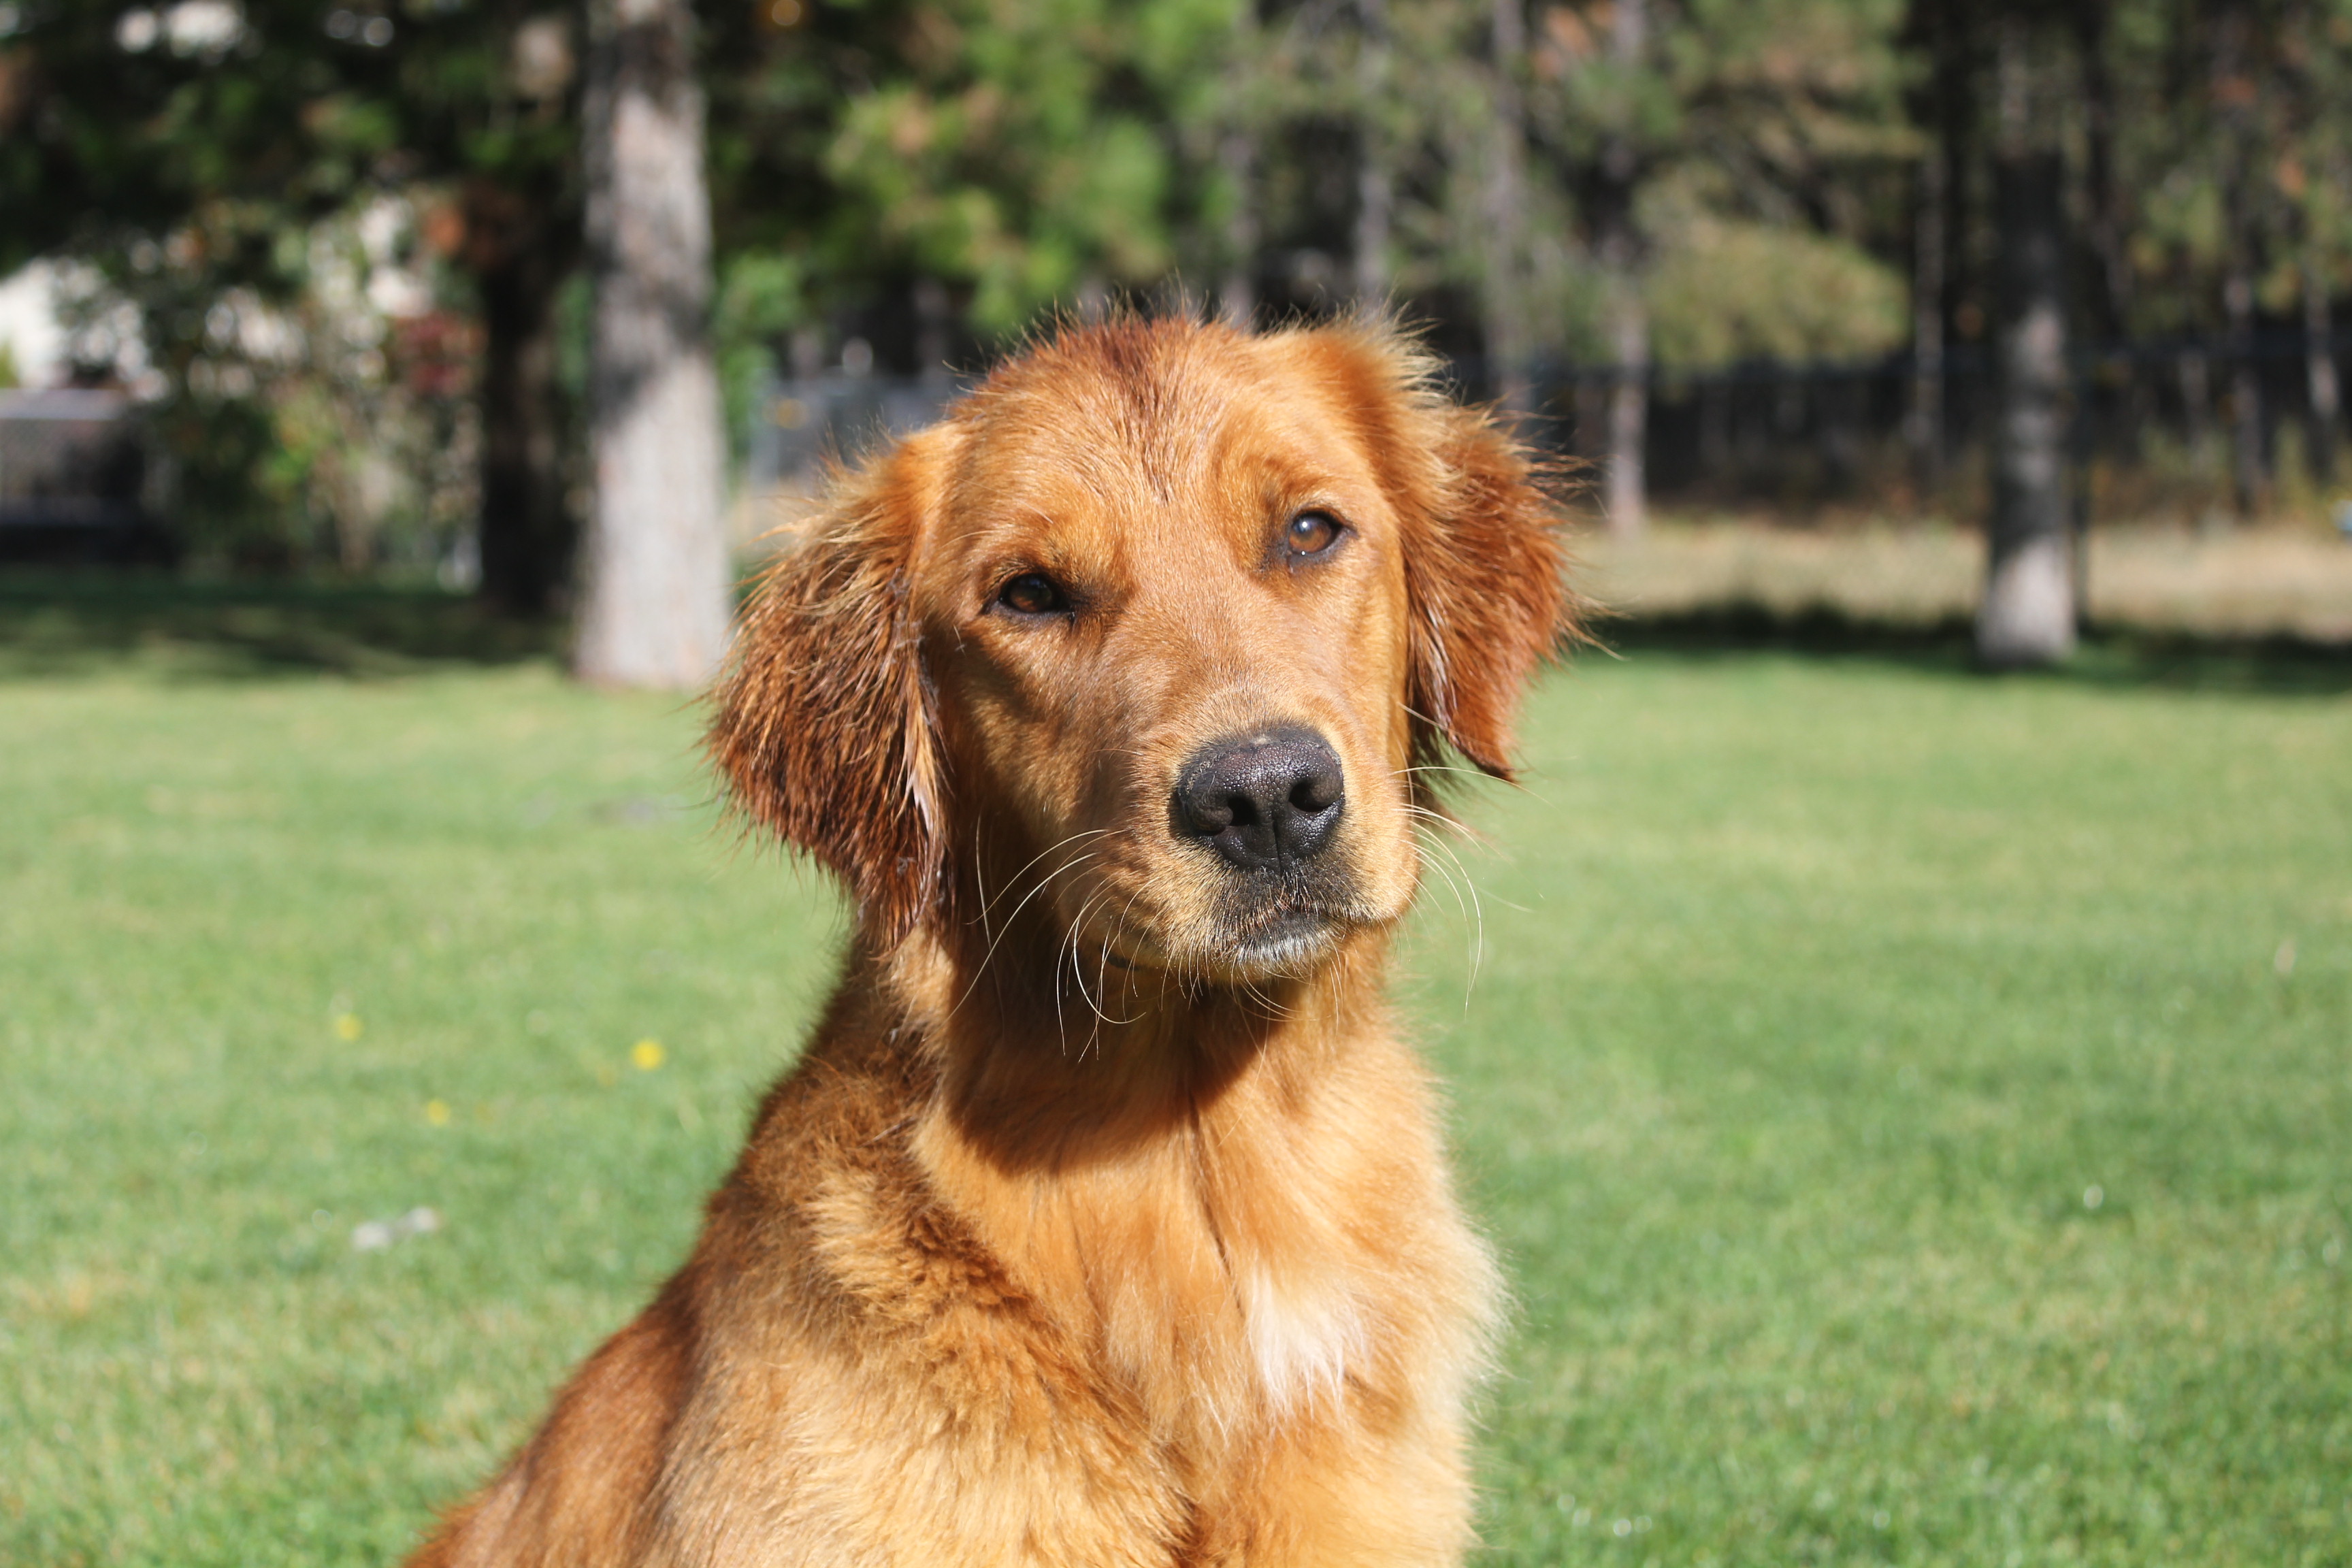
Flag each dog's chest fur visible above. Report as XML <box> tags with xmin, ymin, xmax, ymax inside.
<box><xmin>680</xmin><ymin>1001</ymin><xmax>1501</xmax><ymax>1563</ymax></box>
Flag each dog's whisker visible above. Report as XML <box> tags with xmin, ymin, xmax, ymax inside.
<box><xmin>972</xmin><ymin>828</ymin><xmax>1113</xmax><ymax>927</ymax></box>
<box><xmin>1405</xmin><ymin>815</ymin><xmax>1486</xmax><ymax>1005</ymax></box>
<box><xmin>1060</xmin><ymin>889</ymin><xmax>1122</xmax><ymax>1037</ymax></box>
<box><xmin>951</xmin><ymin>851</ymin><xmax>1100</xmax><ymax>1019</ymax></box>
<box><xmin>1096</xmin><ymin>881</ymin><xmax>1156</xmax><ymax>1030</ymax></box>
<box><xmin>1387</xmin><ymin>758</ymin><xmax>1557</xmax><ymax>809</ymax></box>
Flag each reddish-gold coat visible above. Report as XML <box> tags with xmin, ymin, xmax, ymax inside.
<box><xmin>410</xmin><ymin>317</ymin><xmax>1578</xmax><ymax>1567</ymax></box>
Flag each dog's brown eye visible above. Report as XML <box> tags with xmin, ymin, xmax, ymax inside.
<box><xmin>996</xmin><ymin>572</ymin><xmax>1068</xmax><ymax>616</ymax></box>
<box><xmin>1285</xmin><ymin>511</ymin><xmax>1343</xmax><ymax>557</ymax></box>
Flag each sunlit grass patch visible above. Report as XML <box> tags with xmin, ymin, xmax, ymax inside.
<box><xmin>3</xmin><ymin>644</ymin><xmax>2348</xmax><ymax>1565</ymax></box>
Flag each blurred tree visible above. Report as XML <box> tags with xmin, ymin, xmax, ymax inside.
<box><xmin>2210</xmin><ymin>0</ymin><xmax>2269</xmax><ymax>513</ymax></box>
<box><xmin>0</xmin><ymin>1</ymin><xmax>581</xmax><ymax>604</ymax></box>
<box><xmin>1903</xmin><ymin>0</ymin><xmax>1972</xmax><ymax>485</ymax></box>
<box><xmin>1977</xmin><ymin>12</ymin><xmax>2075</xmax><ymax>666</ymax></box>
<box><xmin>1484</xmin><ymin>0</ymin><xmax>1536</xmax><ymax>412</ymax></box>
<box><xmin>1355</xmin><ymin>0</ymin><xmax>1396</xmax><ymax>302</ymax></box>
<box><xmin>572</xmin><ymin>0</ymin><xmax>729</xmax><ymax>689</ymax></box>
<box><xmin>1524</xmin><ymin>0</ymin><xmax>1913</xmax><ymax>531</ymax></box>
<box><xmin>698</xmin><ymin>0</ymin><xmax>1241</xmax><ymax>404</ymax></box>
<box><xmin>1215</xmin><ymin>0</ymin><xmax>1264</xmax><ymax>325</ymax></box>
<box><xmin>13</xmin><ymin>0</ymin><xmax>2352</xmax><ymax>642</ymax></box>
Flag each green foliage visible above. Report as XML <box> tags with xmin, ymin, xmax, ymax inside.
<box><xmin>1646</xmin><ymin>214</ymin><xmax>1909</xmax><ymax>369</ymax></box>
<box><xmin>2</xmin><ymin>631</ymin><xmax>2347</xmax><ymax>1563</ymax></box>
<box><xmin>714</xmin><ymin>251</ymin><xmax>808</xmax><ymax>460</ymax></box>
<box><xmin>708</xmin><ymin>0</ymin><xmax>1234</xmax><ymax>335</ymax></box>
<box><xmin>1526</xmin><ymin>0</ymin><xmax>1916</xmax><ymax>339</ymax></box>
<box><xmin>24</xmin><ymin>0</ymin><xmax>2352</xmax><ymax>567</ymax></box>
<box><xmin>0</xmin><ymin>1</ymin><xmax>574</xmax><ymax>565</ymax></box>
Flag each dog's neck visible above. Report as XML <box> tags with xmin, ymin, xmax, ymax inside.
<box><xmin>861</xmin><ymin>914</ymin><xmax>1416</xmax><ymax>1426</ymax></box>
<box><xmin>885</xmin><ymin>897</ymin><xmax>1391</xmax><ymax>1164</ymax></box>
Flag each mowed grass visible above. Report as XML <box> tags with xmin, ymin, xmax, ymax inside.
<box><xmin>3</xmin><ymin>631</ymin><xmax>2348</xmax><ymax>1566</ymax></box>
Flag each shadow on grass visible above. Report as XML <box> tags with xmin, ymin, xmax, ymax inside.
<box><xmin>0</xmin><ymin>572</ymin><xmax>563</xmax><ymax>679</ymax></box>
<box><xmin>1597</xmin><ymin>604</ymin><xmax>2352</xmax><ymax>698</ymax></box>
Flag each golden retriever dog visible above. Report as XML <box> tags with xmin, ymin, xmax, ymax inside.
<box><xmin>409</xmin><ymin>314</ymin><xmax>1575</xmax><ymax>1567</ymax></box>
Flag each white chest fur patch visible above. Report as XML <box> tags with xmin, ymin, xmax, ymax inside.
<box><xmin>1239</xmin><ymin>1266</ymin><xmax>1367</xmax><ymax>1414</ymax></box>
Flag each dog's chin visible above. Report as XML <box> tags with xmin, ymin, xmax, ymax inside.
<box><xmin>1108</xmin><ymin>905</ymin><xmax>1376</xmax><ymax>987</ymax></box>
<box><xmin>1218</xmin><ymin>910</ymin><xmax>1356</xmax><ymax>979</ymax></box>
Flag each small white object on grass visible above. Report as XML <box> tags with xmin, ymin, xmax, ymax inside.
<box><xmin>352</xmin><ymin>1206</ymin><xmax>442</xmax><ymax>1252</ymax></box>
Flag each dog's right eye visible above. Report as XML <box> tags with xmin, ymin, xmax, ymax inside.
<box><xmin>995</xmin><ymin>572</ymin><xmax>1068</xmax><ymax>617</ymax></box>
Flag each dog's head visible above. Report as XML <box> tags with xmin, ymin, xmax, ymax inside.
<box><xmin>710</xmin><ymin>317</ymin><xmax>1575</xmax><ymax>985</ymax></box>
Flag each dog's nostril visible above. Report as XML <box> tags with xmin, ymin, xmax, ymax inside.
<box><xmin>1290</xmin><ymin>770</ymin><xmax>1341</xmax><ymax>815</ymax></box>
<box><xmin>1173</xmin><ymin>726</ymin><xmax>1347</xmax><ymax>872</ymax></box>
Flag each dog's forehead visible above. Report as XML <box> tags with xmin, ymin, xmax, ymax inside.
<box><xmin>943</xmin><ymin>331</ymin><xmax>1385</xmax><ymax>548</ymax></box>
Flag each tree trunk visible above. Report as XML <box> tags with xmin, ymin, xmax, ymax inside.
<box><xmin>2074</xmin><ymin>0</ymin><xmax>2129</xmax><ymax>343</ymax></box>
<box><xmin>1979</xmin><ymin>151</ymin><xmax>2075</xmax><ymax>667</ymax></box>
<box><xmin>2305</xmin><ymin>251</ymin><xmax>2338</xmax><ymax>485</ymax></box>
<box><xmin>913</xmin><ymin>276</ymin><xmax>952</xmax><ymax>385</ymax></box>
<box><xmin>1354</xmin><ymin>0</ymin><xmax>1392</xmax><ymax>303</ymax></box>
<box><xmin>2223</xmin><ymin>263</ymin><xmax>2266</xmax><ymax>515</ymax></box>
<box><xmin>1482</xmin><ymin>0</ymin><xmax>1531</xmax><ymax>412</ymax></box>
<box><xmin>1935</xmin><ymin>0</ymin><xmax>1979</xmax><ymax>399</ymax></box>
<box><xmin>574</xmin><ymin>0</ymin><xmax>731</xmax><ymax>691</ymax></box>
<box><xmin>2212</xmin><ymin>1</ymin><xmax>2266</xmax><ymax>517</ymax></box>
<box><xmin>1605</xmin><ymin>299</ymin><xmax>1648</xmax><ymax>535</ymax></box>
<box><xmin>1220</xmin><ymin>1</ymin><xmax>1259</xmax><ymax>329</ymax></box>
<box><xmin>1597</xmin><ymin>0</ymin><xmax>1648</xmax><ymax>536</ymax></box>
<box><xmin>2073</xmin><ymin>0</ymin><xmax>2140</xmax><ymax>497</ymax></box>
<box><xmin>2179</xmin><ymin>349</ymin><xmax>2215</xmax><ymax>479</ymax></box>
<box><xmin>1910</xmin><ymin>144</ymin><xmax>1946</xmax><ymax>490</ymax></box>
<box><xmin>469</xmin><ymin>187</ymin><xmax>578</xmax><ymax>617</ymax></box>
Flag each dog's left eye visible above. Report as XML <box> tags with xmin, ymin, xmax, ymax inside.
<box><xmin>1284</xmin><ymin>511</ymin><xmax>1344</xmax><ymax>558</ymax></box>
<box><xmin>996</xmin><ymin>572</ymin><xmax>1068</xmax><ymax>616</ymax></box>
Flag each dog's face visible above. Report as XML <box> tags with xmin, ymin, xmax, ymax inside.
<box><xmin>915</xmin><ymin>332</ymin><xmax>1427</xmax><ymax>981</ymax></box>
<box><xmin>712</xmin><ymin>318</ymin><xmax>1572</xmax><ymax>986</ymax></box>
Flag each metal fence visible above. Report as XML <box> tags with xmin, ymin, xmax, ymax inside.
<box><xmin>744</xmin><ymin>372</ymin><xmax>974</xmax><ymax>497</ymax></box>
<box><xmin>747</xmin><ymin>330</ymin><xmax>2352</xmax><ymax>521</ymax></box>
<box><xmin>739</xmin><ymin>339</ymin><xmax>2352</xmax><ymax>644</ymax></box>
<box><xmin>1537</xmin><ymin>329</ymin><xmax>2352</xmax><ymax>519</ymax></box>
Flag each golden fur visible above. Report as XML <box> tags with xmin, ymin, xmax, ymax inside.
<box><xmin>408</xmin><ymin>315</ymin><xmax>1576</xmax><ymax>1567</ymax></box>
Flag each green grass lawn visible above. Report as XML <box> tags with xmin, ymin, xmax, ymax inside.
<box><xmin>3</xmin><ymin>601</ymin><xmax>2347</xmax><ymax>1566</ymax></box>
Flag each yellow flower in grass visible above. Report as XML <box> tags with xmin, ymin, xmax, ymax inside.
<box><xmin>632</xmin><ymin>1039</ymin><xmax>666</xmax><ymax>1071</ymax></box>
<box><xmin>425</xmin><ymin>1099</ymin><xmax>451</xmax><ymax>1126</ymax></box>
<box><xmin>333</xmin><ymin>1013</ymin><xmax>363</xmax><ymax>1041</ymax></box>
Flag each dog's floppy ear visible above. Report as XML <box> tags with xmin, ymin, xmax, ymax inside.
<box><xmin>707</xmin><ymin>430</ymin><xmax>956</xmax><ymax>943</ymax></box>
<box><xmin>1318</xmin><ymin>320</ymin><xmax>1580</xmax><ymax>783</ymax></box>
<box><xmin>1399</xmin><ymin>402</ymin><xmax>1581</xmax><ymax>782</ymax></box>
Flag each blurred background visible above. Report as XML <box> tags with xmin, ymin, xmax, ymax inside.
<box><xmin>3</xmin><ymin>4</ymin><xmax>2349</xmax><ymax>1566</ymax></box>
<box><xmin>3</xmin><ymin>0</ymin><xmax>2351</xmax><ymax>662</ymax></box>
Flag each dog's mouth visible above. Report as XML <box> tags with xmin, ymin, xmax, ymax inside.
<box><xmin>1066</xmin><ymin>883</ymin><xmax>1376</xmax><ymax>985</ymax></box>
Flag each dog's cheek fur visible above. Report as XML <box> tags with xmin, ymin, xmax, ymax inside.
<box><xmin>708</xmin><ymin>436</ymin><xmax>954</xmax><ymax>943</ymax></box>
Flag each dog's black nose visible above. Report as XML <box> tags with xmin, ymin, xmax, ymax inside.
<box><xmin>1173</xmin><ymin>727</ymin><xmax>1345</xmax><ymax>872</ymax></box>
